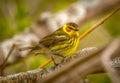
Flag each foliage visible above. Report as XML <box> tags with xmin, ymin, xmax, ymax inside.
<box><xmin>87</xmin><ymin>73</ymin><xmax>112</xmax><ymax>83</ymax></box>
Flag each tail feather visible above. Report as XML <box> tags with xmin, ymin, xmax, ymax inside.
<box><xmin>19</xmin><ymin>46</ymin><xmax>34</xmax><ymax>51</ymax></box>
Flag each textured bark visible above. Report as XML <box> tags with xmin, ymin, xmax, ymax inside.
<box><xmin>0</xmin><ymin>47</ymin><xmax>98</xmax><ymax>83</ymax></box>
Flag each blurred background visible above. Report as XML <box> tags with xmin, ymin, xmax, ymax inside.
<box><xmin>0</xmin><ymin>0</ymin><xmax>120</xmax><ymax>81</ymax></box>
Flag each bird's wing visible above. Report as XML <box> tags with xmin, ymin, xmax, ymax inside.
<box><xmin>39</xmin><ymin>33</ymin><xmax>68</xmax><ymax>48</ymax></box>
<box><xmin>29</xmin><ymin>29</ymin><xmax>68</xmax><ymax>55</ymax></box>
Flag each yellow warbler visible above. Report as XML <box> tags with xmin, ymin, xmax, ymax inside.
<box><xmin>29</xmin><ymin>22</ymin><xmax>80</xmax><ymax>58</ymax></box>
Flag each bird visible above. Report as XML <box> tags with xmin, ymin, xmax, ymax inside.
<box><xmin>29</xmin><ymin>22</ymin><xmax>80</xmax><ymax>58</ymax></box>
<box><xmin>19</xmin><ymin>22</ymin><xmax>80</xmax><ymax>65</ymax></box>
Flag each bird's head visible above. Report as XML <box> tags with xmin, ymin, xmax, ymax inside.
<box><xmin>63</xmin><ymin>22</ymin><xmax>79</xmax><ymax>37</ymax></box>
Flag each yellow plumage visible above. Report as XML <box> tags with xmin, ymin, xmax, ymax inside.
<box><xmin>29</xmin><ymin>22</ymin><xmax>80</xmax><ymax>57</ymax></box>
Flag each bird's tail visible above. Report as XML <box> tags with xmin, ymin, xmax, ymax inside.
<box><xmin>19</xmin><ymin>46</ymin><xmax>34</xmax><ymax>51</ymax></box>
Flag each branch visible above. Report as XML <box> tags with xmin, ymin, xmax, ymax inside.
<box><xmin>101</xmin><ymin>39</ymin><xmax>120</xmax><ymax>83</ymax></box>
<box><xmin>0</xmin><ymin>43</ymin><xmax>17</xmax><ymax>75</ymax></box>
<box><xmin>0</xmin><ymin>69</ymin><xmax>44</xmax><ymax>83</ymax></box>
<box><xmin>79</xmin><ymin>7</ymin><xmax>120</xmax><ymax>40</ymax></box>
<box><xmin>0</xmin><ymin>38</ymin><xmax>120</xmax><ymax>83</ymax></box>
<box><xmin>0</xmin><ymin>47</ymin><xmax>98</xmax><ymax>82</ymax></box>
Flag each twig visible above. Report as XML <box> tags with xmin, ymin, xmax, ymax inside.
<box><xmin>0</xmin><ymin>43</ymin><xmax>17</xmax><ymax>76</ymax></box>
<box><xmin>38</xmin><ymin>58</ymin><xmax>52</xmax><ymax>69</ymax></box>
<box><xmin>79</xmin><ymin>7</ymin><xmax>120</xmax><ymax>40</ymax></box>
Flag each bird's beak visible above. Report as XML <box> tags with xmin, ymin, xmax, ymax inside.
<box><xmin>73</xmin><ymin>31</ymin><xmax>79</xmax><ymax>37</ymax></box>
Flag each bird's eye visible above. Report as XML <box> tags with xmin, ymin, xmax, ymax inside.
<box><xmin>66</xmin><ymin>27</ymin><xmax>72</xmax><ymax>32</ymax></box>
